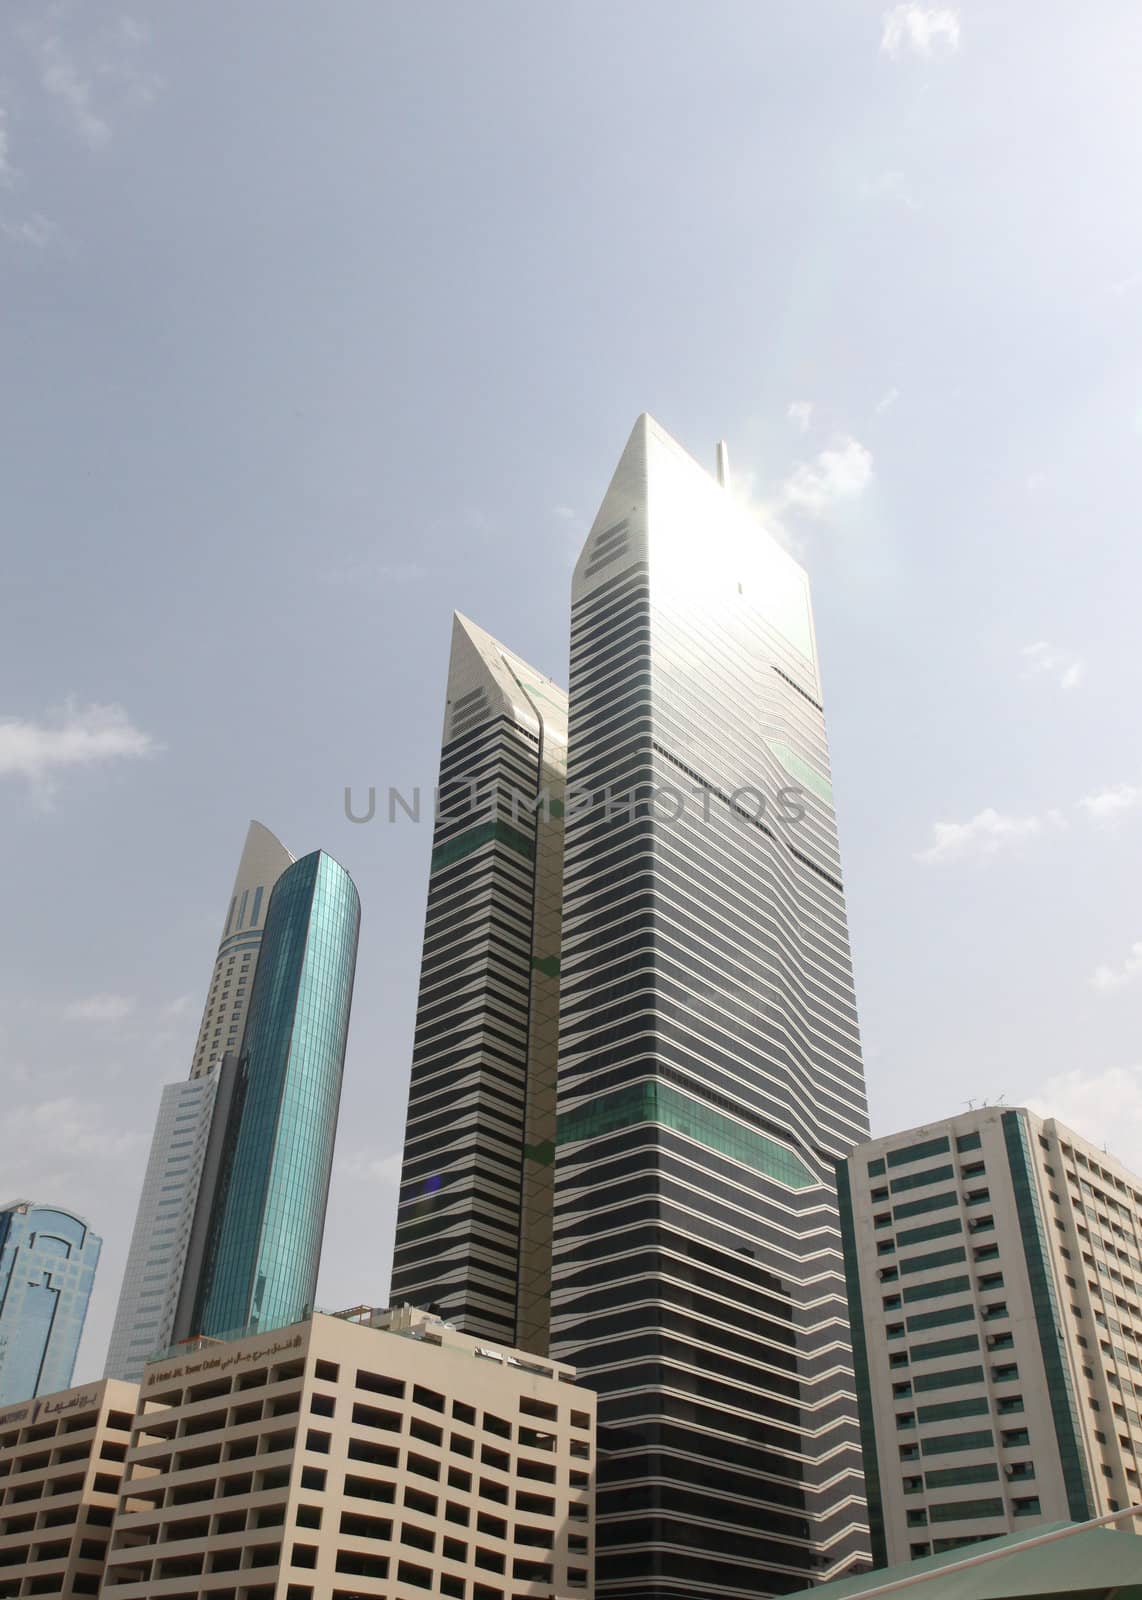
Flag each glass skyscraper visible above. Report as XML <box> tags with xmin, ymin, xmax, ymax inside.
<box><xmin>0</xmin><ymin>1202</ymin><xmax>102</xmax><ymax>1403</ymax></box>
<box><xmin>194</xmin><ymin>848</ymin><xmax>361</xmax><ymax>1339</ymax></box>
<box><xmin>550</xmin><ymin>416</ymin><xmax>872</xmax><ymax>1596</ymax></box>
<box><xmin>105</xmin><ymin>821</ymin><xmax>294</xmax><ymax>1380</ymax></box>
<box><xmin>391</xmin><ymin>613</ymin><xmax>568</xmax><ymax>1353</ymax></box>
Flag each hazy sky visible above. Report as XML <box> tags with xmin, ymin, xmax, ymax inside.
<box><xmin>3</xmin><ymin>1</ymin><xmax>1142</xmax><ymax>1383</ymax></box>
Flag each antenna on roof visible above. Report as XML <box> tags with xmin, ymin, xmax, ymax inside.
<box><xmin>716</xmin><ymin>440</ymin><xmax>730</xmax><ymax>488</ymax></box>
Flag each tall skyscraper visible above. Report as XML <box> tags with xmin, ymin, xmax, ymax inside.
<box><xmin>0</xmin><ymin>1202</ymin><xmax>102</xmax><ymax>1403</ymax></box>
<box><xmin>106</xmin><ymin>822</ymin><xmax>293</xmax><ymax>1381</ymax></box>
<box><xmin>550</xmin><ymin>416</ymin><xmax>872</xmax><ymax>1595</ymax></box>
<box><xmin>106</xmin><ymin>825</ymin><xmax>359</xmax><ymax>1373</ymax></box>
<box><xmin>391</xmin><ymin>614</ymin><xmax>568</xmax><ymax>1353</ymax></box>
<box><xmin>104</xmin><ymin>1072</ymin><xmax>225</xmax><ymax>1383</ymax></box>
<box><xmin>191</xmin><ymin>848</ymin><xmax>361</xmax><ymax>1339</ymax></box>
<box><xmin>840</xmin><ymin>1106</ymin><xmax>1142</xmax><ymax>1568</ymax></box>
<box><xmin>189</xmin><ymin>820</ymin><xmax>295</xmax><ymax>1078</ymax></box>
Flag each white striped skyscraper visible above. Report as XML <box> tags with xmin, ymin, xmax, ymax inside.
<box><xmin>391</xmin><ymin>614</ymin><xmax>567</xmax><ymax>1354</ymax></box>
<box><xmin>551</xmin><ymin>416</ymin><xmax>872</xmax><ymax>1597</ymax></box>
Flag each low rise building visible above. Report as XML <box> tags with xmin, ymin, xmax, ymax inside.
<box><xmin>839</xmin><ymin>1106</ymin><xmax>1142</xmax><ymax>1567</ymax></box>
<box><xmin>0</xmin><ymin>1376</ymin><xmax>139</xmax><ymax>1597</ymax></box>
<box><xmin>103</xmin><ymin>1304</ymin><xmax>595</xmax><ymax>1599</ymax></box>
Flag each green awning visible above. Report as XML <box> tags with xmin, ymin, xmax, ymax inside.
<box><xmin>789</xmin><ymin>1525</ymin><xmax>1142</xmax><ymax>1600</ymax></box>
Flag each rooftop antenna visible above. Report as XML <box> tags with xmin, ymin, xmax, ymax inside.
<box><xmin>965</xmin><ymin>1100</ymin><xmax>976</xmax><ymax>1111</ymax></box>
<box><xmin>716</xmin><ymin>440</ymin><xmax>730</xmax><ymax>488</ymax></box>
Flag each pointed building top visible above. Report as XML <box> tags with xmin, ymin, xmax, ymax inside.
<box><xmin>444</xmin><ymin>614</ymin><xmax>567</xmax><ymax>746</ymax></box>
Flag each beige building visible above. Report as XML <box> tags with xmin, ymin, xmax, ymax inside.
<box><xmin>103</xmin><ymin>1305</ymin><xmax>595</xmax><ymax>1599</ymax></box>
<box><xmin>840</xmin><ymin>1106</ymin><xmax>1142</xmax><ymax>1568</ymax></box>
<box><xmin>0</xmin><ymin>1376</ymin><xmax>139</xmax><ymax>1598</ymax></box>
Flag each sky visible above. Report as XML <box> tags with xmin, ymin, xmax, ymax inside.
<box><xmin>3</xmin><ymin>0</ymin><xmax>1142</xmax><ymax>1385</ymax></box>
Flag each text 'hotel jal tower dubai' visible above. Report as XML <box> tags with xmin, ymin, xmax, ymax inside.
<box><xmin>551</xmin><ymin>416</ymin><xmax>872</xmax><ymax>1597</ymax></box>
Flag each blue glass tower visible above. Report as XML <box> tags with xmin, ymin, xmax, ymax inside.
<box><xmin>193</xmin><ymin>850</ymin><xmax>360</xmax><ymax>1339</ymax></box>
<box><xmin>0</xmin><ymin>1203</ymin><xmax>102</xmax><ymax>1403</ymax></box>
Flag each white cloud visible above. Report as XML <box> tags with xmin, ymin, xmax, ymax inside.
<box><xmin>0</xmin><ymin>109</ymin><xmax>17</xmax><ymax>188</ymax></box>
<box><xmin>1079</xmin><ymin>782</ymin><xmax>1142</xmax><ymax>822</ymax></box>
<box><xmin>1090</xmin><ymin>942</ymin><xmax>1142</xmax><ymax>993</ymax></box>
<box><xmin>23</xmin><ymin>12</ymin><xmax>161</xmax><ymax>152</ymax></box>
<box><xmin>787</xmin><ymin>401</ymin><xmax>814</xmax><ymax>434</ymax></box>
<box><xmin>339</xmin><ymin>1149</ymin><xmax>403</xmax><ymax>1185</ymax></box>
<box><xmin>881</xmin><ymin>5</ymin><xmax>961</xmax><ymax>60</ymax></box>
<box><xmin>64</xmin><ymin>993</ymin><xmax>136</xmax><ymax>1023</ymax></box>
<box><xmin>874</xmin><ymin>387</ymin><xmax>900</xmax><ymax>416</ymax></box>
<box><xmin>38</xmin><ymin>34</ymin><xmax>111</xmax><ymax>148</ymax></box>
<box><xmin>0</xmin><ymin>702</ymin><xmax>156</xmax><ymax>786</ymax></box>
<box><xmin>781</xmin><ymin>437</ymin><xmax>873</xmax><ymax>518</ymax></box>
<box><xmin>1028</xmin><ymin>1065</ymin><xmax>1142</xmax><ymax>1173</ymax></box>
<box><xmin>5</xmin><ymin>1096</ymin><xmax>144</xmax><ymax>1164</ymax></box>
<box><xmin>1</xmin><ymin>213</ymin><xmax>58</xmax><ymax>248</ymax></box>
<box><xmin>1020</xmin><ymin>640</ymin><xmax>1086</xmax><ymax>692</ymax></box>
<box><xmin>916</xmin><ymin>807</ymin><xmax>1061</xmax><ymax>864</ymax></box>
<box><xmin>160</xmin><ymin>994</ymin><xmax>193</xmax><ymax>1020</ymax></box>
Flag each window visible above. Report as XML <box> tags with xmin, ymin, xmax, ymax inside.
<box><xmin>914</xmin><ymin>1365</ymin><xmax>986</xmax><ymax>1394</ymax></box>
<box><xmin>891</xmin><ymin>1164</ymin><xmax>956</xmax><ymax>1194</ymax></box>
<box><xmin>918</xmin><ymin>1397</ymin><xmax>989</xmax><ymax>1424</ymax></box>
<box><xmin>925</xmin><ymin>1463</ymin><xmax>1000</xmax><ymax>1489</ymax></box>
<box><xmin>894</xmin><ymin>1192</ymin><xmax>960</xmax><ymax>1222</ymax></box>
<box><xmin>907</xmin><ymin>1303</ymin><xmax>976</xmax><ymax>1333</ymax></box>
<box><xmin>956</xmin><ymin>1132</ymin><xmax>983</xmax><ymax>1153</ymax></box>
<box><xmin>889</xmin><ymin>1137</ymin><xmax>952</xmax><ymax>1168</ymax></box>
<box><xmin>928</xmin><ymin>1497</ymin><xmax>1005</xmax><ymax>1524</ymax></box>
<box><xmin>900</xmin><ymin>1247</ymin><xmax>968</xmax><ymax>1276</ymax></box>
<box><xmin>920</xmin><ymin>1429</ymin><xmax>993</xmax><ymax>1456</ymax></box>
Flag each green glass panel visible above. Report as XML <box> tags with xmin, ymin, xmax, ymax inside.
<box><xmin>913</xmin><ymin>1365</ymin><xmax>985</xmax><ymax>1393</ymax></box>
<box><xmin>558</xmin><ymin>1082</ymin><xmax>815</xmax><ymax>1189</ymax></box>
<box><xmin>914</xmin><ymin>1401</ymin><xmax>985</xmax><ymax>1427</ymax></box>
<box><xmin>888</xmin><ymin>1137</ymin><xmax>951</xmax><ymax>1169</ymax></box>
<box><xmin>894</xmin><ymin>1192</ymin><xmax>958</xmax><ymax>1221</ymax></box>
<box><xmin>890</xmin><ymin>1165</ymin><xmax>955</xmax><ymax>1195</ymax></box>
<box><xmin>431</xmin><ymin>818</ymin><xmax>535</xmax><ymax>873</ymax></box>
<box><xmin>907</xmin><ymin>1303</ymin><xmax>976</xmax><ymax>1333</ymax></box>
<box><xmin>903</xmin><ymin>1275</ymin><xmax>971</xmax><ymax>1304</ymax></box>
<box><xmin>900</xmin><ymin>1247</ymin><xmax>967</xmax><ymax>1276</ymax></box>
<box><xmin>897</xmin><ymin>1218</ymin><xmax>963</xmax><ymax>1247</ymax></box>
<box><xmin>924</xmin><ymin>1463</ymin><xmax>999</xmax><ymax>1489</ymax></box>
<box><xmin>910</xmin><ymin>1334</ymin><xmax>980</xmax><ymax>1363</ymax></box>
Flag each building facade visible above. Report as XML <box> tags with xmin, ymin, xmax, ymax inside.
<box><xmin>103</xmin><ymin>1305</ymin><xmax>595</xmax><ymax>1599</ymax></box>
<box><xmin>0</xmin><ymin>1204</ymin><xmax>102</xmax><ymax>1405</ymax></box>
<box><xmin>0</xmin><ymin>1376</ymin><xmax>138</xmax><ymax>1597</ymax></box>
<box><xmin>839</xmin><ymin>1105</ymin><xmax>1142</xmax><ymax>1568</ymax></box>
<box><xmin>105</xmin><ymin>1072</ymin><xmax>227</xmax><ymax>1384</ymax></box>
<box><xmin>391</xmin><ymin>614</ymin><xmax>568</xmax><ymax>1354</ymax></box>
<box><xmin>107</xmin><ymin>821</ymin><xmax>294</xmax><ymax>1378</ymax></box>
<box><xmin>550</xmin><ymin>417</ymin><xmax>872</xmax><ymax>1596</ymax></box>
<box><xmin>189</xmin><ymin>821</ymin><xmax>295</xmax><ymax>1080</ymax></box>
<box><xmin>192</xmin><ymin>849</ymin><xmax>361</xmax><ymax>1341</ymax></box>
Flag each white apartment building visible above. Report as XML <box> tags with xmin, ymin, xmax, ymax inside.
<box><xmin>840</xmin><ymin>1106</ymin><xmax>1142</xmax><ymax>1567</ymax></box>
<box><xmin>103</xmin><ymin>1305</ymin><xmax>595</xmax><ymax>1599</ymax></box>
<box><xmin>0</xmin><ymin>1377</ymin><xmax>139</xmax><ymax>1597</ymax></box>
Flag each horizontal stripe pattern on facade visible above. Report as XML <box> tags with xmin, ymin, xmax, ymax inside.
<box><xmin>551</xmin><ymin>418</ymin><xmax>872</xmax><ymax>1598</ymax></box>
